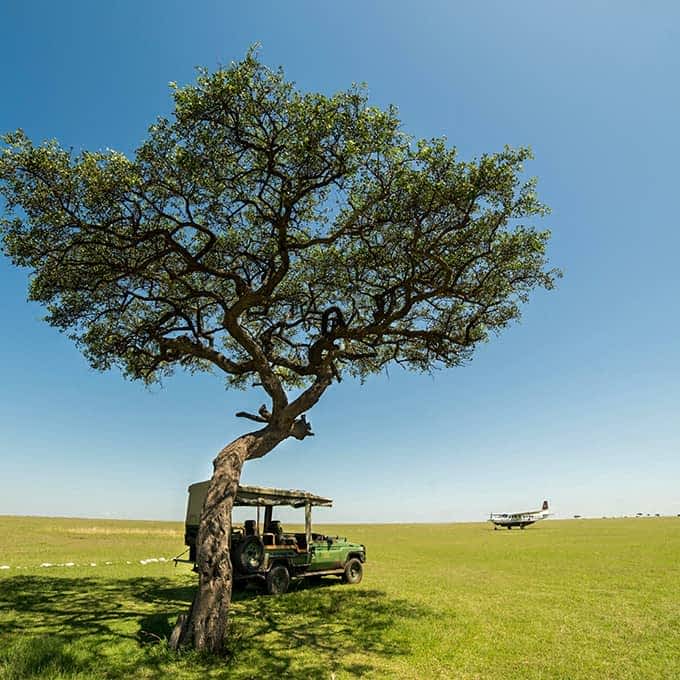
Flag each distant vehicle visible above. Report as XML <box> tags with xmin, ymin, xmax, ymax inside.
<box><xmin>489</xmin><ymin>500</ymin><xmax>550</xmax><ymax>530</ymax></box>
<box><xmin>181</xmin><ymin>482</ymin><xmax>366</xmax><ymax>594</ymax></box>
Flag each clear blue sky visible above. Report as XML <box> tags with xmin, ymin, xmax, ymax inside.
<box><xmin>1</xmin><ymin>1</ymin><xmax>678</xmax><ymax>523</ymax></box>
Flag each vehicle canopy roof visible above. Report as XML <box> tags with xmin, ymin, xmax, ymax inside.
<box><xmin>187</xmin><ymin>481</ymin><xmax>333</xmax><ymax>508</ymax></box>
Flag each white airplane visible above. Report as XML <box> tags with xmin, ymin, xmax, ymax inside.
<box><xmin>489</xmin><ymin>500</ymin><xmax>550</xmax><ymax>530</ymax></box>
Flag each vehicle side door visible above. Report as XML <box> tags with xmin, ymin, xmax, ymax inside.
<box><xmin>309</xmin><ymin>538</ymin><xmax>345</xmax><ymax>571</ymax></box>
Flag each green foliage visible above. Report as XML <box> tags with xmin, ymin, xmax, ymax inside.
<box><xmin>0</xmin><ymin>49</ymin><xmax>559</xmax><ymax>394</ymax></box>
<box><xmin>1</xmin><ymin>516</ymin><xmax>678</xmax><ymax>679</ymax></box>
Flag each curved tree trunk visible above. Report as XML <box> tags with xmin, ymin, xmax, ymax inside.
<box><xmin>168</xmin><ymin>376</ymin><xmax>331</xmax><ymax>653</ymax></box>
<box><xmin>169</xmin><ymin>429</ymin><xmax>282</xmax><ymax>653</ymax></box>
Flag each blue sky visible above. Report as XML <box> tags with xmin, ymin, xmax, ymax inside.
<box><xmin>1</xmin><ymin>1</ymin><xmax>678</xmax><ymax>522</ymax></box>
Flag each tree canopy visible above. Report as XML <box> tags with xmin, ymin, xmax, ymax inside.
<box><xmin>1</xmin><ymin>48</ymin><xmax>560</xmax><ymax>654</ymax></box>
<box><xmin>1</xmin><ymin>50</ymin><xmax>558</xmax><ymax>432</ymax></box>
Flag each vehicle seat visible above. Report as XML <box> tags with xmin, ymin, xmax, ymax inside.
<box><xmin>267</xmin><ymin>520</ymin><xmax>284</xmax><ymax>544</ymax></box>
<box><xmin>295</xmin><ymin>533</ymin><xmax>307</xmax><ymax>551</ymax></box>
<box><xmin>267</xmin><ymin>520</ymin><xmax>282</xmax><ymax>534</ymax></box>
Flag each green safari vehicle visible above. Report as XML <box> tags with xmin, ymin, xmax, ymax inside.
<box><xmin>183</xmin><ymin>482</ymin><xmax>366</xmax><ymax>594</ymax></box>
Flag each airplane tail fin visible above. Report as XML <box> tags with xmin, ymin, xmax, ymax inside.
<box><xmin>542</xmin><ymin>500</ymin><xmax>549</xmax><ymax>510</ymax></box>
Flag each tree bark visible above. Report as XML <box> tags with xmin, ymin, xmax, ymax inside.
<box><xmin>169</xmin><ymin>430</ymin><xmax>282</xmax><ymax>653</ymax></box>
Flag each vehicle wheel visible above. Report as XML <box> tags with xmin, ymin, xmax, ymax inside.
<box><xmin>235</xmin><ymin>536</ymin><xmax>265</xmax><ymax>574</ymax></box>
<box><xmin>342</xmin><ymin>558</ymin><xmax>363</xmax><ymax>585</ymax></box>
<box><xmin>266</xmin><ymin>565</ymin><xmax>290</xmax><ymax>595</ymax></box>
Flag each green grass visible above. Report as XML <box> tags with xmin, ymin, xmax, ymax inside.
<box><xmin>0</xmin><ymin>516</ymin><xmax>678</xmax><ymax>679</ymax></box>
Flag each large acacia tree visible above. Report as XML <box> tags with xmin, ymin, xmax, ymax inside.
<box><xmin>0</xmin><ymin>50</ymin><xmax>558</xmax><ymax>652</ymax></box>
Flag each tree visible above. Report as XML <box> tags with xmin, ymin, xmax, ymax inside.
<box><xmin>0</xmin><ymin>49</ymin><xmax>559</xmax><ymax>653</ymax></box>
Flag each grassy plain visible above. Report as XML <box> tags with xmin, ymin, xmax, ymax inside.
<box><xmin>0</xmin><ymin>515</ymin><xmax>678</xmax><ymax>679</ymax></box>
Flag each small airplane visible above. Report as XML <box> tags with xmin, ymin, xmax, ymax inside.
<box><xmin>489</xmin><ymin>500</ymin><xmax>550</xmax><ymax>530</ymax></box>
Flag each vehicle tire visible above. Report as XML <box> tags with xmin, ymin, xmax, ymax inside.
<box><xmin>266</xmin><ymin>564</ymin><xmax>290</xmax><ymax>595</ymax></box>
<box><xmin>234</xmin><ymin>535</ymin><xmax>265</xmax><ymax>574</ymax></box>
<box><xmin>342</xmin><ymin>558</ymin><xmax>363</xmax><ymax>585</ymax></box>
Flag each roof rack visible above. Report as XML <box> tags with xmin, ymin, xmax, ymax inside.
<box><xmin>187</xmin><ymin>481</ymin><xmax>333</xmax><ymax>508</ymax></box>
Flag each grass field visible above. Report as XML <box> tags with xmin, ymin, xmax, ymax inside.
<box><xmin>0</xmin><ymin>515</ymin><xmax>678</xmax><ymax>679</ymax></box>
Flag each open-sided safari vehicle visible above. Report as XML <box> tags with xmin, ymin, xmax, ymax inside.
<box><xmin>183</xmin><ymin>482</ymin><xmax>366</xmax><ymax>594</ymax></box>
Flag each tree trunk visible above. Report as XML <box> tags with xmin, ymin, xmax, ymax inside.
<box><xmin>169</xmin><ymin>429</ymin><xmax>283</xmax><ymax>653</ymax></box>
<box><xmin>167</xmin><ymin>379</ymin><xmax>330</xmax><ymax>653</ymax></box>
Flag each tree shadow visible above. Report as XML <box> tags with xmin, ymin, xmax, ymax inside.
<box><xmin>226</xmin><ymin>580</ymin><xmax>426</xmax><ymax>677</ymax></box>
<box><xmin>0</xmin><ymin>575</ymin><xmax>203</xmax><ymax>678</ymax></box>
<box><xmin>0</xmin><ymin>575</ymin><xmax>430</xmax><ymax>678</ymax></box>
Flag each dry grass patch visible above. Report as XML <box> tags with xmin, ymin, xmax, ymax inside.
<box><xmin>63</xmin><ymin>527</ymin><xmax>181</xmax><ymax>537</ymax></box>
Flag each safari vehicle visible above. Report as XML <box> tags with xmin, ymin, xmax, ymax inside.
<box><xmin>183</xmin><ymin>481</ymin><xmax>366</xmax><ymax>594</ymax></box>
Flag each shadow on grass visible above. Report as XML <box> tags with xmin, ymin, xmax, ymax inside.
<box><xmin>0</xmin><ymin>575</ymin><xmax>429</xmax><ymax>678</ymax></box>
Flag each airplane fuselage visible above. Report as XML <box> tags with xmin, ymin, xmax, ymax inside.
<box><xmin>489</xmin><ymin>502</ymin><xmax>550</xmax><ymax>530</ymax></box>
